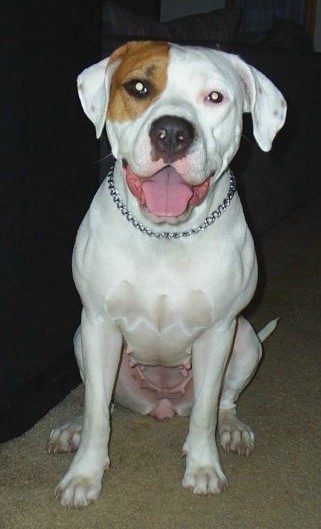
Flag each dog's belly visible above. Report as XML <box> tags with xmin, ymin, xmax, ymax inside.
<box><xmin>106</xmin><ymin>280</ymin><xmax>214</xmax><ymax>366</ymax></box>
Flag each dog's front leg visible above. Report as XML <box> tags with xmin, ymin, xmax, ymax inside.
<box><xmin>182</xmin><ymin>320</ymin><xmax>236</xmax><ymax>494</ymax></box>
<box><xmin>55</xmin><ymin>311</ymin><xmax>122</xmax><ymax>508</ymax></box>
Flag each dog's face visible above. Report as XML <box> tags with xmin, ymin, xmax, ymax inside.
<box><xmin>78</xmin><ymin>41</ymin><xmax>286</xmax><ymax>222</ymax></box>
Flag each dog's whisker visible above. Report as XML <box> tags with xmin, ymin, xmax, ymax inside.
<box><xmin>94</xmin><ymin>152</ymin><xmax>114</xmax><ymax>165</ymax></box>
<box><xmin>241</xmin><ymin>133</ymin><xmax>255</xmax><ymax>148</ymax></box>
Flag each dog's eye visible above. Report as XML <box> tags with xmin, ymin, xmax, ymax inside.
<box><xmin>124</xmin><ymin>79</ymin><xmax>150</xmax><ymax>98</ymax></box>
<box><xmin>206</xmin><ymin>91</ymin><xmax>224</xmax><ymax>104</ymax></box>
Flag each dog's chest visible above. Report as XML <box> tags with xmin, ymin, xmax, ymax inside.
<box><xmin>74</xmin><ymin>188</ymin><xmax>256</xmax><ymax>365</ymax></box>
<box><xmin>106</xmin><ymin>278</ymin><xmax>214</xmax><ymax>363</ymax></box>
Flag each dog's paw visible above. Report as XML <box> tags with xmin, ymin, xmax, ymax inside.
<box><xmin>47</xmin><ymin>416</ymin><xmax>83</xmax><ymax>454</ymax></box>
<box><xmin>54</xmin><ymin>474</ymin><xmax>102</xmax><ymax>508</ymax></box>
<box><xmin>218</xmin><ymin>409</ymin><xmax>255</xmax><ymax>457</ymax></box>
<box><xmin>182</xmin><ymin>437</ymin><xmax>227</xmax><ymax>495</ymax></box>
<box><xmin>182</xmin><ymin>465</ymin><xmax>228</xmax><ymax>495</ymax></box>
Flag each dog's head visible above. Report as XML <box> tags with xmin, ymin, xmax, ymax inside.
<box><xmin>77</xmin><ymin>41</ymin><xmax>286</xmax><ymax>222</ymax></box>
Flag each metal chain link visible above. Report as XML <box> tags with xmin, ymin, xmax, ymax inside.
<box><xmin>106</xmin><ymin>164</ymin><xmax>236</xmax><ymax>240</ymax></box>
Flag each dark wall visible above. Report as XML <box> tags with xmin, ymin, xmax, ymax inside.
<box><xmin>1</xmin><ymin>2</ymin><xmax>102</xmax><ymax>440</ymax></box>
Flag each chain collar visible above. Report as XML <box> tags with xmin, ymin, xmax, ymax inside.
<box><xmin>106</xmin><ymin>163</ymin><xmax>236</xmax><ymax>240</ymax></box>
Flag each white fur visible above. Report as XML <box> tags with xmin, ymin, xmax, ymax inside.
<box><xmin>50</xmin><ymin>43</ymin><xmax>286</xmax><ymax>507</ymax></box>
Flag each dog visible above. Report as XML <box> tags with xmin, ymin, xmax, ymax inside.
<box><xmin>48</xmin><ymin>41</ymin><xmax>286</xmax><ymax>507</ymax></box>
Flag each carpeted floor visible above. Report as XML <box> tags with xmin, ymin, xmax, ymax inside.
<box><xmin>1</xmin><ymin>196</ymin><xmax>321</xmax><ymax>529</ymax></box>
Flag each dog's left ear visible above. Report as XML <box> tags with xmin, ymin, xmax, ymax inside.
<box><xmin>229</xmin><ymin>54</ymin><xmax>287</xmax><ymax>152</ymax></box>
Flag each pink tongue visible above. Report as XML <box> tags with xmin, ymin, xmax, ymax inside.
<box><xmin>142</xmin><ymin>167</ymin><xmax>193</xmax><ymax>217</ymax></box>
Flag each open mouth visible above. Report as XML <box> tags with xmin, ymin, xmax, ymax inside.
<box><xmin>124</xmin><ymin>163</ymin><xmax>210</xmax><ymax>218</ymax></box>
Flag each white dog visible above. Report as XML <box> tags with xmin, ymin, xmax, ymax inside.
<box><xmin>48</xmin><ymin>41</ymin><xmax>286</xmax><ymax>507</ymax></box>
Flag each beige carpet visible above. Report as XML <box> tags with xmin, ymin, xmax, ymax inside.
<box><xmin>1</xmin><ymin>196</ymin><xmax>321</xmax><ymax>529</ymax></box>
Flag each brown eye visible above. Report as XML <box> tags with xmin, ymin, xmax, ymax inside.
<box><xmin>207</xmin><ymin>91</ymin><xmax>224</xmax><ymax>104</ymax></box>
<box><xmin>124</xmin><ymin>79</ymin><xmax>150</xmax><ymax>98</ymax></box>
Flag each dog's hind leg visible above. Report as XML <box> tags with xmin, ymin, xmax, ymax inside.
<box><xmin>218</xmin><ymin>316</ymin><xmax>264</xmax><ymax>456</ymax></box>
<box><xmin>47</xmin><ymin>416</ymin><xmax>83</xmax><ymax>454</ymax></box>
<box><xmin>47</xmin><ymin>326</ymin><xmax>84</xmax><ymax>454</ymax></box>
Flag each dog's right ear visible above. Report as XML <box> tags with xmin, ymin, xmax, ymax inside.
<box><xmin>77</xmin><ymin>43</ymin><xmax>133</xmax><ymax>138</ymax></box>
<box><xmin>77</xmin><ymin>58</ymin><xmax>112</xmax><ymax>139</ymax></box>
<box><xmin>78</xmin><ymin>55</ymin><xmax>125</xmax><ymax>139</ymax></box>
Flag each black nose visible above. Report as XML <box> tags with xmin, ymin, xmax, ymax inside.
<box><xmin>149</xmin><ymin>115</ymin><xmax>194</xmax><ymax>160</ymax></box>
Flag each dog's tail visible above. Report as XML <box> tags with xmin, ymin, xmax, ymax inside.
<box><xmin>258</xmin><ymin>318</ymin><xmax>279</xmax><ymax>342</ymax></box>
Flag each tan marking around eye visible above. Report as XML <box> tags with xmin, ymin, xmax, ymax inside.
<box><xmin>107</xmin><ymin>41</ymin><xmax>170</xmax><ymax>122</ymax></box>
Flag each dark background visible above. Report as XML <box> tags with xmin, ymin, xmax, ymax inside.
<box><xmin>1</xmin><ymin>0</ymin><xmax>321</xmax><ymax>441</ymax></box>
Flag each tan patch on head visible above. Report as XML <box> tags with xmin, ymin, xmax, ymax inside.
<box><xmin>107</xmin><ymin>41</ymin><xmax>170</xmax><ymax>122</ymax></box>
